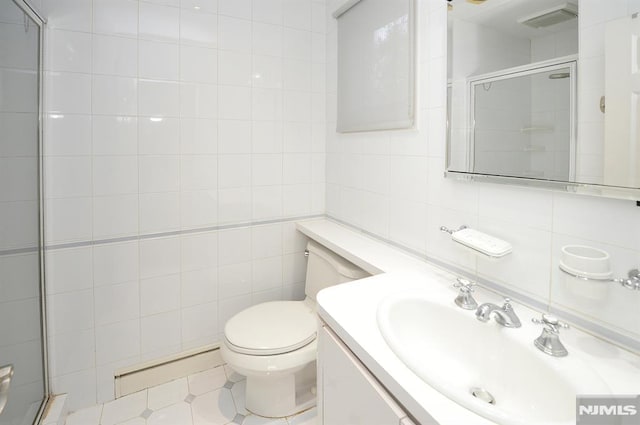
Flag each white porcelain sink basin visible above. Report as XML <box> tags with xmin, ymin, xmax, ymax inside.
<box><xmin>377</xmin><ymin>292</ymin><xmax>610</xmax><ymax>425</ymax></box>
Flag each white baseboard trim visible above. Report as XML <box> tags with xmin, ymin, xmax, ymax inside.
<box><xmin>115</xmin><ymin>344</ymin><xmax>224</xmax><ymax>398</ymax></box>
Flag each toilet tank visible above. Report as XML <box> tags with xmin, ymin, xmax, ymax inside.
<box><xmin>304</xmin><ymin>240</ymin><xmax>370</xmax><ymax>301</ymax></box>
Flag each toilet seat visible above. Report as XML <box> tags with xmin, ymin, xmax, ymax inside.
<box><xmin>224</xmin><ymin>301</ymin><xmax>317</xmax><ymax>356</ymax></box>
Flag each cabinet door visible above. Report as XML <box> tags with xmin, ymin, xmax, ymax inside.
<box><xmin>319</xmin><ymin>326</ymin><xmax>408</xmax><ymax>425</ymax></box>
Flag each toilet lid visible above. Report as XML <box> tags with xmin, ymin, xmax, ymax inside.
<box><xmin>224</xmin><ymin>301</ymin><xmax>317</xmax><ymax>356</ymax></box>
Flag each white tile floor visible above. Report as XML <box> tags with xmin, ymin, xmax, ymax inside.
<box><xmin>65</xmin><ymin>365</ymin><xmax>317</xmax><ymax>425</ymax></box>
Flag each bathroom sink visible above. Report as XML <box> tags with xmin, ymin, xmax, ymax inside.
<box><xmin>377</xmin><ymin>292</ymin><xmax>610</xmax><ymax>425</ymax></box>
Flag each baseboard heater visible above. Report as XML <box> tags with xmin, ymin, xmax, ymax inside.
<box><xmin>114</xmin><ymin>344</ymin><xmax>224</xmax><ymax>398</ymax></box>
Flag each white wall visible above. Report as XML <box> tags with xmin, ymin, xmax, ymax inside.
<box><xmin>326</xmin><ymin>0</ymin><xmax>640</xmax><ymax>351</ymax></box>
<box><xmin>41</xmin><ymin>0</ymin><xmax>326</xmax><ymax>411</ymax></box>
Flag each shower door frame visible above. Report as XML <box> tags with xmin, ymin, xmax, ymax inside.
<box><xmin>6</xmin><ymin>0</ymin><xmax>50</xmax><ymax>423</ymax></box>
<box><xmin>467</xmin><ymin>55</ymin><xmax>578</xmax><ymax>182</ymax></box>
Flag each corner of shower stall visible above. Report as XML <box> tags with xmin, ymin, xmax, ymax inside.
<box><xmin>1</xmin><ymin>1</ymin><xmax>53</xmax><ymax>424</ymax></box>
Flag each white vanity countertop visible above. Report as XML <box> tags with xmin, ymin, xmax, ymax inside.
<box><xmin>297</xmin><ymin>218</ymin><xmax>640</xmax><ymax>425</ymax></box>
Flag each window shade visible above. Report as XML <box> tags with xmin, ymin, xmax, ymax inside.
<box><xmin>335</xmin><ymin>0</ymin><xmax>415</xmax><ymax>133</ymax></box>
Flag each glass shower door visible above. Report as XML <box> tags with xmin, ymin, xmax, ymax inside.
<box><xmin>0</xmin><ymin>1</ymin><xmax>47</xmax><ymax>424</ymax></box>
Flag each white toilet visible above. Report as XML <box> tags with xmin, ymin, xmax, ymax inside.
<box><xmin>220</xmin><ymin>240</ymin><xmax>369</xmax><ymax>418</ymax></box>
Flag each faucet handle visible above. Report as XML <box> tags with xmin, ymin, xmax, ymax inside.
<box><xmin>453</xmin><ymin>278</ymin><xmax>478</xmax><ymax>310</ymax></box>
<box><xmin>532</xmin><ymin>314</ymin><xmax>569</xmax><ymax>333</ymax></box>
<box><xmin>453</xmin><ymin>277</ymin><xmax>476</xmax><ymax>292</ymax></box>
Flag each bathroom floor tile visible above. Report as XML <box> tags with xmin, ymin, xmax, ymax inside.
<box><xmin>230</xmin><ymin>379</ymin><xmax>248</xmax><ymax>415</ymax></box>
<box><xmin>100</xmin><ymin>390</ymin><xmax>148</xmax><ymax>425</ymax></box>
<box><xmin>188</xmin><ymin>366</ymin><xmax>228</xmax><ymax>395</ymax></box>
<box><xmin>287</xmin><ymin>407</ymin><xmax>317</xmax><ymax>425</ymax></box>
<box><xmin>65</xmin><ymin>364</ymin><xmax>316</xmax><ymax>425</ymax></box>
<box><xmin>147</xmin><ymin>402</ymin><xmax>193</xmax><ymax>425</ymax></box>
<box><xmin>243</xmin><ymin>414</ymin><xmax>288</xmax><ymax>425</ymax></box>
<box><xmin>147</xmin><ymin>377</ymin><xmax>190</xmax><ymax>410</ymax></box>
<box><xmin>224</xmin><ymin>364</ymin><xmax>246</xmax><ymax>383</ymax></box>
<box><xmin>65</xmin><ymin>404</ymin><xmax>102</xmax><ymax>425</ymax></box>
<box><xmin>191</xmin><ymin>388</ymin><xmax>237</xmax><ymax>425</ymax></box>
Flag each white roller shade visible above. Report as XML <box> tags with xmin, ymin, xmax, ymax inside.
<box><xmin>335</xmin><ymin>0</ymin><xmax>415</xmax><ymax>133</ymax></box>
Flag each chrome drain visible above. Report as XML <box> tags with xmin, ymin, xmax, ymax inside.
<box><xmin>470</xmin><ymin>387</ymin><xmax>496</xmax><ymax>405</ymax></box>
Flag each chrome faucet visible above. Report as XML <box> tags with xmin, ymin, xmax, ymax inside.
<box><xmin>475</xmin><ymin>298</ymin><xmax>521</xmax><ymax>328</ymax></box>
<box><xmin>453</xmin><ymin>277</ymin><xmax>478</xmax><ymax>310</ymax></box>
<box><xmin>532</xmin><ymin>314</ymin><xmax>569</xmax><ymax>357</ymax></box>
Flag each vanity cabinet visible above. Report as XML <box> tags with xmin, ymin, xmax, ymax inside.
<box><xmin>318</xmin><ymin>324</ymin><xmax>416</xmax><ymax>425</ymax></box>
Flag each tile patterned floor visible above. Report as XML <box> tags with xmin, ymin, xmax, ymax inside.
<box><xmin>65</xmin><ymin>365</ymin><xmax>317</xmax><ymax>425</ymax></box>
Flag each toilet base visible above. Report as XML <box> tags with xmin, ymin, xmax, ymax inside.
<box><xmin>245</xmin><ymin>361</ymin><xmax>317</xmax><ymax>418</ymax></box>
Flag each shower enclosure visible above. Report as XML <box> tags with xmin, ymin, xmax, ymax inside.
<box><xmin>0</xmin><ymin>1</ymin><xmax>48</xmax><ymax>424</ymax></box>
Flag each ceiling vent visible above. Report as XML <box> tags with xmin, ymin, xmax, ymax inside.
<box><xmin>518</xmin><ymin>3</ymin><xmax>578</xmax><ymax>29</ymax></box>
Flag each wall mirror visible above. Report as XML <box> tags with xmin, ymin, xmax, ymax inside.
<box><xmin>446</xmin><ymin>0</ymin><xmax>640</xmax><ymax>200</ymax></box>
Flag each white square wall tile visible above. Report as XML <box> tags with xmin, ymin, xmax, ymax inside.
<box><xmin>92</xmin><ymin>194</ymin><xmax>139</xmax><ymax>239</ymax></box>
<box><xmin>180</xmin><ymin>118</ymin><xmax>218</xmax><ymax>154</ymax></box>
<box><xmin>45</xmin><ymin>72</ymin><xmax>91</xmax><ymax>114</ymax></box>
<box><xmin>179</xmin><ymin>82</ymin><xmax>218</xmax><ymax>118</ymax></box>
<box><xmin>252</xmin><ymin>22</ymin><xmax>283</xmax><ymax>57</ymax></box>
<box><xmin>47</xmin><ymin>30</ymin><xmax>91</xmax><ymax>73</ymax></box>
<box><xmin>138</xmin><ymin>40</ymin><xmax>179</xmax><ymax>80</ymax></box>
<box><xmin>180</xmin><ymin>45</ymin><xmax>218</xmax><ymax>83</ymax></box>
<box><xmin>139</xmin><ymin>80</ymin><xmax>180</xmax><ymax>117</ymax></box>
<box><xmin>139</xmin><ymin>2</ymin><xmax>179</xmax><ymax>42</ymax></box>
<box><xmin>140</xmin><ymin>274</ymin><xmax>181</xmax><ymax>316</ymax></box>
<box><xmin>252</xmin><ymin>186</ymin><xmax>283</xmax><ymax>220</ymax></box>
<box><xmin>92</xmin><ymin>75</ymin><xmax>138</xmax><ymax>116</ymax></box>
<box><xmin>218</xmin><ymin>187</ymin><xmax>252</xmax><ymax>223</ymax></box>
<box><xmin>218</xmin><ymin>262</ymin><xmax>252</xmax><ymax>299</ymax></box>
<box><xmin>181</xmin><ymin>232</ymin><xmax>218</xmax><ymax>271</ymax></box>
<box><xmin>218</xmin><ymin>0</ymin><xmax>251</xmax><ymax>19</ymax></box>
<box><xmin>139</xmin><ymin>156</ymin><xmax>180</xmax><ymax>193</ymax></box>
<box><xmin>218</xmin><ymin>120</ymin><xmax>251</xmax><ymax>154</ymax></box>
<box><xmin>44</xmin><ymin>156</ymin><xmax>91</xmax><ymax>199</ymax></box>
<box><xmin>138</xmin><ymin>117</ymin><xmax>180</xmax><ymax>154</ymax></box>
<box><xmin>139</xmin><ymin>236</ymin><xmax>181</xmax><ymax>279</ymax></box>
<box><xmin>180</xmin><ymin>8</ymin><xmax>218</xmax><ymax>47</ymax></box>
<box><xmin>45</xmin><ymin>114</ymin><xmax>91</xmax><ymax>156</ymax></box>
<box><xmin>218</xmin><ymin>51</ymin><xmax>252</xmax><ymax>86</ymax></box>
<box><xmin>94</xmin><ymin>280</ymin><xmax>139</xmax><ymax>326</ymax></box>
<box><xmin>218</xmin><ymin>86</ymin><xmax>251</xmax><ymax>120</ymax></box>
<box><xmin>95</xmin><ymin>319</ymin><xmax>140</xmax><ymax>366</ymax></box>
<box><xmin>252</xmin><ymin>0</ymin><xmax>283</xmax><ymax>24</ymax></box>
<box><xmin>283</xmin><ymin>0</ymin><xmax>311</xmax><ymax>30</ymax></box>
<box><xmin>252</xmin><ymin>256</ymin><xmax>283</xmax><ymax>292</ymax></box>
<box><xmin>251</xmin><ymin>224</ymin><xmax>283</xmax><ymax>259</ymax></box>
<box><xmin>44</xmin><ymin>197</ymin><xmax>92</xmax><ymax>244</ymax></box>
<box><xmin>181</xmin><ymin>301</ymin><xmax>218</xmax><ymax>345</ymax></box>
<box><xmin>141</xmin><ymin>310</ymin><xmax>181</xmax><ymax>355</ymax></box>
<box><xmin>180</xmin><ymin>155</ymin><xmax>218</xmax><ymax>190</ymax></box>
<box><xmin>218</xmin><ymin>155</ymin><xmax>252</xmax><ymax>189</ymax></box>
<box><xmin>218</xmin><ymin>227</ymin><xmax>252</xmax><ymax>266</ymax></box>
<box><xmin>181</xmin><ymin>268</ymin><xmax>217</xmax><ymax>307</ymax></box>
<box><xmin>92</xmin><ymin>116</ymin><xmax>138</xmax><ymax>156</ymax></box>
<box><xmin>48</xmin><ymin>328</ymin><xmax>95</xmax><ymax>376</ymax></box>
<box><xmin>93</xmin><ymin>0</ymin><xmax>138</xmax><ymax>37</ymax></box>
<box><xmin>180</xmin><ymin>190</ymin><xmax>218</xmax><ymax>229</ymax></box>
<box><xmin>47</xmin><ymin>289</ymin><xmax>94</xmax><ymax>335</ymax></box>
<box><xmin>93</xmin><ymin>241</ymin><xmax>139</xmax><ymax>286</ymax></box>
<box><xmin>42</xmin><ymin>0</ymin><xmax>91</xmax><ymax>32</ymax></box>
<box><xmin>93</xmin><ymin>156</ymin><xmax>138</xmax><ymax>196</ymax></box>
<box><xmin>218</xmin><ymin>16</ymin><xmax>251</xmax><ymax>52</ymax></box>
<box><xmin>92</xmin><ymin>34</ymin><xmax>138</xmax><ymax>77</ymax></box>
<box><xmin>50</xmin><ymin>369</ymin><xmax>97</xmax><ymax>411</ymax></box>
<box><xmin>46</xmin><ymin>246</ymin><xmax>92</xmax><ymax>295</ymax></box>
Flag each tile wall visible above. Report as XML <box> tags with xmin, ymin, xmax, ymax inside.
<box><xmin>41</xmin><ymin>0</ymin><xmax>325</xmax><ymax>411</ymax></box>
<box><xmin>326</xmin><ymin>0</ymin><xmax>640</xmax><ymax>351</ymax></box>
